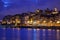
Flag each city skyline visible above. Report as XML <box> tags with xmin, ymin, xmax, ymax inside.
<box><xmin>0</xmin><ymin>9</ymin><xmax>60</xmax><ymax>27</ymax></box>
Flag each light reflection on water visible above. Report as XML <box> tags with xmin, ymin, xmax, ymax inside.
<box><xmin>0</xmin><ymin>27</ymin><xmax>60</xmax><ymax>40</ymax></box>
<box><xmin>33</xmin><ymin>29</ymin><xmax>37</xmax><ymax>40</ymax></box>
<box><xmin>28</xmin><ymin>28</ymin><xmax>60</xmax><ymax>40</ymax></box>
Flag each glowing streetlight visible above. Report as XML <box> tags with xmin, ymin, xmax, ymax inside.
<box><xmin>56</xmin><ymin>21</ymin><xmax>60</xmax><ymax>24</ymax></box>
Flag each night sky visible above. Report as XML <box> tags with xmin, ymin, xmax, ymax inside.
<box><xmin>0</xmin><ymin>0</ymin><xmax>60</xmax><ymax>19</ymax></box>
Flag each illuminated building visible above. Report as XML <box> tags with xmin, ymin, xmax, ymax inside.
<box><xmin>2</xmin><ymin>20</ymin><xmax>7</xmax><ymax>25</ymax></box>
<box><xmin>1</xmin><ymin>8</ymin><xmax>60</xmax><ymax>27</ymax></box>
<box><xmin>52</xmin><ymin>8</ymin><xmax>58</xmax><ymax>14</ymax></box>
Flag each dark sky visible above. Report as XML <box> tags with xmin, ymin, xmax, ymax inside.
<box><xmin>0</xmin><ymin>0</ymin><xmax>60</xmax><ymax>19</ymax></box>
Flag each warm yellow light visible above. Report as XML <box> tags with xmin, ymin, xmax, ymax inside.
<box><xmin>43</xmin><ymin>20</ymin><xmax>46</xmax><ymax>23</ymax></box>
<box><xmin>56</xmin><ymin>21</ymin><xmax>60</xmax><ymax>23</ymax></box>
<box><xmin>27</xmin><ymin>21</ymin><xmax>30</xmax><ymax>23</ymax></box>
<box><xmin>30</xmin><ymin>18</ymin><xmax>33</xmax><ymax>23</ymax></box>
<box><xmin>52</xmin><ymin>12</ymin><xmax>58</xmax><ymax>14</ymax></box>
<box><xmin>2</xmin><ymin>21</ymin><xmax>6</xmax><ymax>24</ymax></box>
<box><xmin>36</xmin><ymin>10</ymin><xmax>39</xmax><ymax>12</ymax></box>
<box><xmin>15</xmin><ymin>19</ymin><xmax>20</xmax><ymax>23</ymax></box>
<box><xmin>36</xmin><ymin>21</ymin><xmax>40</xmax><ymax>24</ymax></box>
<box><xmin>36</xmin><ymin>9</ymin><xmax>40</xmax><ymax>13</ymax></box>
<box><xmin>13</xmin><ymin>21</ymin><xmax>15</xmax><ymax>23</ymax></box>
<box><xmin>27</xmin><ymin>18</ymin><xmax>33</xmax><ymax>24</ymax></box>
<box><xmin>17</xmin><ymin>21</ymin><xmax>20</xmax><ymax>23</ymax></box>
<box><xmin>30</xmin><ymin>20</ymin><xmax>33</xmax><ymax>23</ymax></box>
<box><xmin>33</xmin><ymin>21</ymin><xmax>36</xmax><ymax>24</ymax></box>
<box><xmin>50</xmin><ymin>21</ymin><xmax>52</xmax><ymax>23</ymax></box>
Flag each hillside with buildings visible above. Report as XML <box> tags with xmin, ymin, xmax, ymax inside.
<box><xmin>0</xmin><ymin>8</ymin><xmax>60</xmax><ymax>28</ymax></box>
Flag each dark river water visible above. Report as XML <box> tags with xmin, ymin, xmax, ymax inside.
<box><xmin>0</xmin><ymin>25</ymin><xmax>60</xmax><ymax>40</ymax></box>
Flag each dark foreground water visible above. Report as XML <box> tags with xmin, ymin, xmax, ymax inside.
<box><xmin>0</xmin><ymin>25</ymin><xmax>60</xmax><ymax>40</ymax></box>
